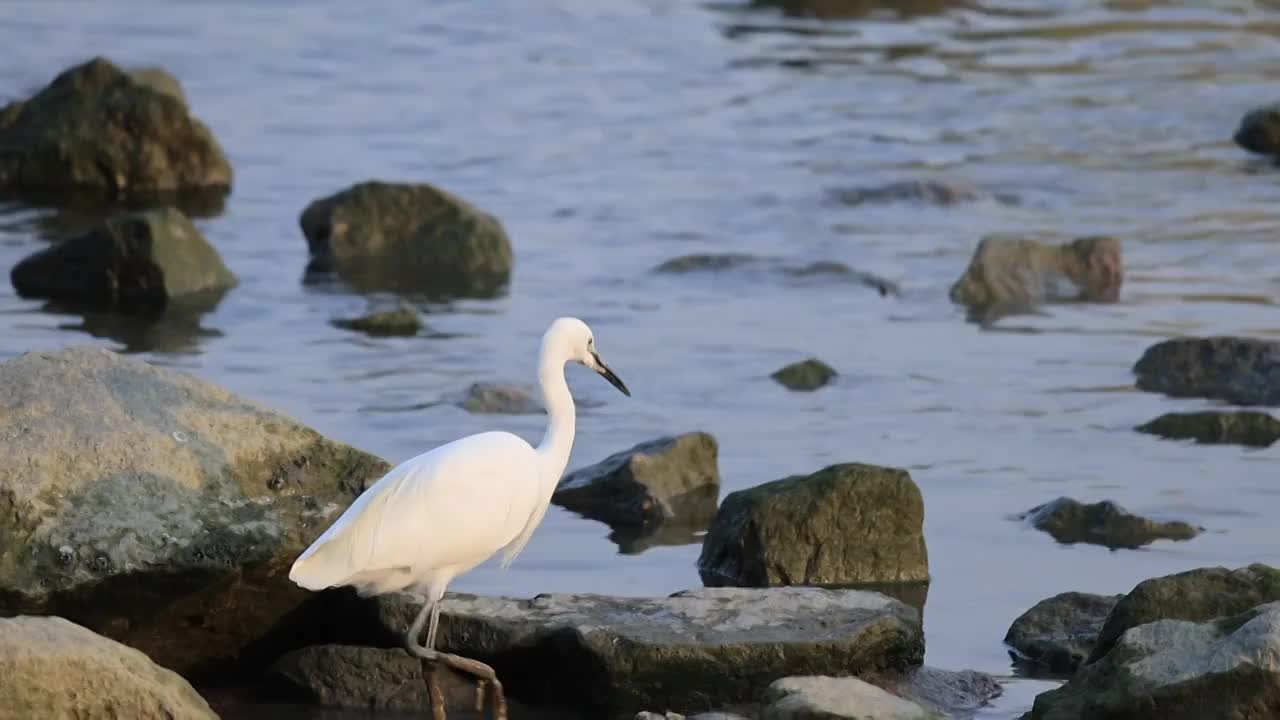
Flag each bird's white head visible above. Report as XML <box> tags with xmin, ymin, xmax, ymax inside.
<box><xmin>542</xmin><ymin>317</ymin><xmax>631</xmax><ymax>397</ymax></box>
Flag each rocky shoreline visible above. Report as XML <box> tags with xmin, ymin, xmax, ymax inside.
<box><xmin>3</xmin><ymin>50</ymin><xmax>1280</xmax><ymax>720</ymax></box>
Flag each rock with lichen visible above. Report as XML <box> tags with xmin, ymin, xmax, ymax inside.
<box><xmin>0</xmin><ymin>346</ymin><xmax>389</xmax><ymax>675</ymax></box>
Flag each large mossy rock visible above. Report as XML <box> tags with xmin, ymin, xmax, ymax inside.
<box><xmin>0</xmin><ymin>615</ymin><xmax>218</xmax><ymax>719</ymax></box>
<box><xmin>10</xmin><ymin>207</ymin><xmax>236</xmax><ymax>313</ymax></box>
<box><xmin>1090</xmin><ymin>563</ymin><xmax>1280</xmax><ymax>663</ymax></box>
<box><xmin>0</xmin><ymin>347</ymin><xmax>389</xmax><ymax>676</ymax></box>
<box><xmin>949</xmin><ymin>235</ymin><xmax>1122</xmax><ymax>316</ymax></box>
<box><xmin>0</xmin><ymin>57</ymin><xmax>231</xmax><ymax>203</ymax></box>
<box><xmin>697</xmin><ymin>463</ymin><xmax>928</xmax><ymax>587</ymax></box>
<box><xmin>1132</xmin><ymin>336</ymin><xmax>1280</xmax><ymax>406</ymax></box>
<box><xmin>313</xmin><ymin>587</ymin><xmax>923</xmax><ymax>716</ymax></box>
<box><xmin>1023</xmin><ymin>603</ymin><xmax>1280</xmax><ymax>720</ymax></box>
<box><xmin>300</xmin><ymin>180</ymin><xmax>513</xmax><ymax>297</ymax></box>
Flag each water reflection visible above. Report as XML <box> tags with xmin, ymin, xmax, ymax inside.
<box><xmin>45</xmin><ymin>291</ymin><xmax>227</xmax><ymax>354</ymax></box>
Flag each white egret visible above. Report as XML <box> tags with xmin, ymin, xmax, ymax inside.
<box><xmin>288</xmin><ymin>317</ymin><xmax>630</xmax><ymax>718</ymax></box>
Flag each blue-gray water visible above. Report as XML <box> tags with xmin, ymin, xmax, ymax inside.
<box><xmin>4</xmin><ymin>1</ymin><xmax>1280</xmax><ymax>716</ymax></box>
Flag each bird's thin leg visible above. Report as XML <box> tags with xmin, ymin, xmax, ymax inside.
<box><xmin>404</xmin><ymin>601</ymin><xmax>508</xmax><ymax>720</ymax></box>
<box><xmin>404</xmin><ymin>601</ymin><xmax>448</xmax><ymax>719</ymax></box>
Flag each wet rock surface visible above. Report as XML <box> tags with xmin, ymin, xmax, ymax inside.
<box><xmin>456</xmin><ymin>381</ymin><xmax>542</xmax><ymax>414</ymax></box>
<box><xmin>330</xmin><ymin>305</ymin><xmax>422</xmax><ymax>338</ymax></box>
<box><xmin>698</xmin><ymin>463</ymin><xmax>929</xmax><ymax>587</ymax></box>
<box><xmin>1132</xmin><ymin>336</ymin><xmax>1280</xmax><ymax>406</ymax></box>
<box><xmin>0</xmin><ymin>57</ymin><xmax>231</xmax><ymax>204</ymax></box>
<box><xmin>0</xmin><ymin>346</ymin><xmax>390</xmax><ymax>676</ymax></box>
<box><xmin>300</xmin><ymin>180</ymin><xmax>513</xmax><ymax>297</ymax></box>
<box><xmin>1234</xmin><ymin>103</ymin><xmax>1280</xmax><ymax>156</ymax></box>
<box><xmin>949</xmin><ymin>235</ymin><xmax>1122</xmax><ymax>319</ymax></box>
<box><xmin>1005</xmin><ymin>592</ymin><xmax>1122</xmax><ymax>675</ymax></box>
<box><xmin>762</xmin><ymin>675</ymin><xmax>937</xmax><ymax>719</ymax></box>
<box><xmin>1023</xmin><ymin>602</ymin><xmax>1280</xmax><ymax>720</ymax></box>
<box><xmin>771</xmin><ymin>357</ymin><xmax>837</xmax><ymax>391</ymax></box>
<box><xmin>1018</xmin><ymin>497</ymin><xmax>1200</xmax><ymax>550</ymax></box>
<box><xmin>325</xmin><ymin>587</ymin><xmax>924</xmax><ymax>716</ymax></box>
<box><xmin>10</xmin><ymin>206</ymin><xmax>236</xmax><ymax>313</ymax></box>
<box><xmin>653</xmin><ymin>253</ymin><xmax>898</xmax><ymax>295</ymax></box>
<box><xmin>1090</xmin><ymin>563</ymin><xmax>1280</xmax><ymax>663</ymax></box>
<box><xmin>554</xmin><ymin>432</ymin><xmax>720</xmax><ymax>531</ymax></box>
<box><xmin>0</xmin><ymin>615</ymin><xmax>218</xmax><ymax>720</ymax></box>
<box><xmin>1135</xmin><ymin>410</ymin><xmax>1280</xmax><ymax>448</ymax></box>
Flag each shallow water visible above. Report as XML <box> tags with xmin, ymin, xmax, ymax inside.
<box><xmin>3</xmin><ymin>0</ymin><xmax>1280</xmax><ymax>716</ymax></box>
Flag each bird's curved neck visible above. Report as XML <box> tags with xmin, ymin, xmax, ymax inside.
<box><xmin>536</xmin><ymin>350</ymin><xmax>576</xmax><ymax>486</ymax></box>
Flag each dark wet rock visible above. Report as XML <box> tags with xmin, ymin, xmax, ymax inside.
<box><xmin>10</xmin><ymin>206</ymin><xmax>236</xmax><ymax>314</ymax></box>
<box><xmin>1132</xmin><ymin>336</ymin><xmax>1280</xmax><ymax>407</ymax></box>
<box><xmin>750</xmin><ymin>0</ymin><xmax>964</xmax><ymax>20</ymax></box>
<box><xmin>331</xmin><ymin>305</ymin><xmax>421</xmax><ymax>338</ymax></box>
<box><xmin>830</xmin><ymin>179</ymin><xmax>1013</xmax><ymax>207</ymax></box>
<box><xmin>0</xmin><ymin>346</ymin><xmax>390</xmax><ymax>676</ymax></box>
<box><xmin>949</xmin><ymin>235</ymin><xmax>1122</xmax><ymax>316</ymax></box>
<box><xmin>1136</xmin><ymin>410</ymin><xmax>1280</xmax><ymax>448</ymax></box>
<box><xmin>553</xmin><ymin>433</ymin><xmax>720</xmax><ymax>532</ymax></box>
<box><xmin>771</xmin><ymin>358</ymin><xmax>837</xmax><ymax>391</ymax></box>
<box><xmin>653</xmin><ymin>253</ymin><xmax>898</xmax><ymax>295</ymax></box>
<box><xmin>0</xmin><ymin>57</ymin><xmax>231</xmax><ymax>203</ymax></box>
<box><xmin>457</xmin><ymin>382</ymin><xmax>542</xmax><ymax>414</ymax></box>
<box><xmin>1005</xmin><ymin>592</ymin><xmax>1122</xmax><ymax>675</ymax></box>
<box><xmin>1234</xmin><ymin>103</ymin><xmax>1280</xmax><ymax>156</ymax></box>
<box><xmin>1023</xmin><ymin>602</ymin><xmax>1280</xmax><ymax>720</ymax></box>
<box><xmin>885</xmin><ymin>666</ymin><xmax>1002</xmax><ymax>717</ymax></box>
<box><xmin>698</xmin><ymin>463</ymin><xmax>929</xmax><ymax>587</ymax></box>
<box><xmin>0</xmin><ymin>615</ymin><xmax>217</xmax><ymax>719</ymax></box>
<box><xmin>333</xmin><ymin>587</ymin><xmax>923</xmax><ymax>716</ymax></box>
<box><xmin>267</xmin><ymin>644</ymin><xmax>558</xmax><ymax>718</ymax></box>
<box><xmin>762</xmin><ymin>676</ymin><xmax>937</xmax><ymax>719</ymax></box>
<box><xmin>1090</xmin><ymin>563</ymin><xmax>1280</xmax><ymax>663</ymax></box>
<box><xmin>1018</xmin><ymin>497</ymin><xmax>1200</xmax><ymax>550</ymax></box>
<box><xmin>300</xmin><ymin>180</ymin><xmax>513</xmax><ymax>298</ymax></box>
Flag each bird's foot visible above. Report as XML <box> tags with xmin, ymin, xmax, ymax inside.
<box><xmin>404</xmin><ymin>644</ymin><xmax>507</xmax><ymax>720</ymax></box>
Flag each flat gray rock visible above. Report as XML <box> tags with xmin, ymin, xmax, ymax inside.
<box><xmin>333</xmin><ymin>587</ymin><xmax>923</xmax><ymax>716</ymax></box>
<box><xmin>762</xmin><ymin>676</ymin><xmax>938</xmax><ymax>719</ymax></box>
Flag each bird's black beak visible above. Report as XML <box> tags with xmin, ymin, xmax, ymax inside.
<box><xmin>591</xmin><ymin>351</ymin><xmax>630</xmax><ymax>397</ymax></box>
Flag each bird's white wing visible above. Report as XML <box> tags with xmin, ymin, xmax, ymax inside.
<box><xmin>290</xmin><ymin>431</ymin><xmax>540</xmax><ymax>593</ymax></box>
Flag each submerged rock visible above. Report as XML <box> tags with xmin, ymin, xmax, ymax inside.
<box><xmin>0</xmin><ymin>57</ymin><xmax>231</xmax><ymax>203</ymax></box>
<box><xmin>949</xmin><ymin>235</ymin><xmax>1122</xmax><ymax>316</ymax></box>
<box><xmin>762</xmin><ymin>676</ymin><xmax>937</xmax><ymax>720</ymax></box>
<box><xmin>1234</xmin><ymin>103</ymin><xmax>1280</xmax><ymax>156</ymax></box>
<box><xmin>0</xmin><ymin>615</ymin><xmax>217</xmax><ymax>719</ymax></box>
<box><xmin>10</xmin><ymin>207</ymin><xmax>236</xmax><ymax>314</ymax></box>
<box><xmin>1023</xmin><ymin>602</ymin><xmax>1280</xmax><ymax>720</ymax></box>
<box><xmin>1018</xmin><ymin>497</ymin><xmax>1200</xmax><ymax>550</ymax></box>
<box><xmin>830</xmin><ymin>178</ymin><xmax>1010</xmax><ymax>207</ymax></box>
<box><xmin>698</xmin><ymin>463</ymin><xmax>929</xmax><ymax>587</ymax></box>
<box><xmin>653</xmin><ymin>253</ymin><xmax>897</xmax><ymax>295</ymax></box>
<box><xmin>1090</xmin><ymin>563</ymin><xmax>1280</xmax><ymax>663</ymax></box>
<box><xmin>457</xmin><ymin>382</ymin><xmax>542</xmax><ymax>414</ymax></box>
<box><xmin>1132</xmin><ymin>336</ymin><xmax>1280</xmax><ymax>407</ymax></box>
<box><xmin>300</xmin><ymin>180</ymin><xmax>512</xmax><ymax>297</ymax></box>
<box><xmin>331</xmin><ymin>305</ymin><xmax>421</xmax><ymax>338</ymax></box>
<box><xmin>553</xmin><ymin>433</ymin><xmax>720</xmax><ymax>531</ymax></box>
<box><xmin>771</xmin><ymin>358</ymin><xmax>837</xmax><ymax>391</ymax></box>
<box><xmin>1005</xmin><ymin>592</ymin><xmax>1122</xmax><ymax>675</ymax></box>
<box><xmin>1136</xmin><ymin>410</ymin><xmax>1280</xmax><ymax>448</ymax></box>
<box><xmin>0</xmin><ymin>347</ymin><xmax>389</xmax><ymax>675</ymax></box>
<box><xmin>330</xmin><ymin>587</ymin><xmax>923</xmax><ymax>716</ymax></box>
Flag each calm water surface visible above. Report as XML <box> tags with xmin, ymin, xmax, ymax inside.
<box><xmin>4</xmin><ymin>1</ymin><xmax>1280</xmax><ymax>716</ymax></box>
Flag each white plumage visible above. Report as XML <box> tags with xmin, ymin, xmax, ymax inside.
<box><xmin>287</xmin><ymin>316</ymin><xmax>630</xmax><ymax>718</ymax></box>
